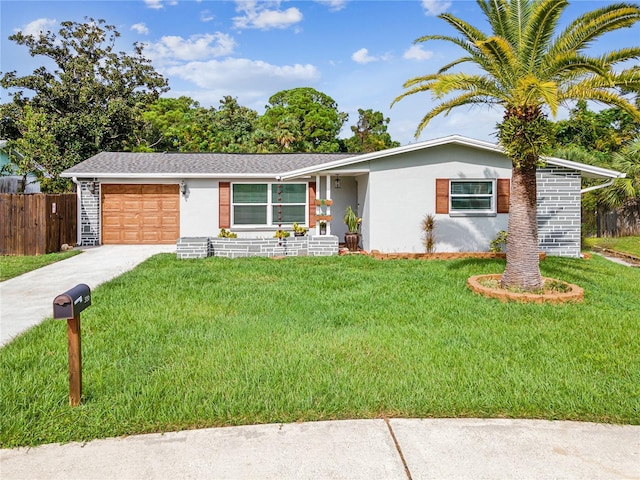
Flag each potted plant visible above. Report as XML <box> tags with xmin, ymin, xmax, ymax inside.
<box><xmin>292</xmin><ymin>222</ymin><xmax>307</xmax><ymax>237</ymax></box>
<box><xmin>319</xmin><ymin>220</ymin><xmax>327</xmax><ymax>235</ymax></box>
<box><xmin>274</xmin><ymin>229</ymin><xmax>290</xmax><ymax>239</ymax></box>
<box><xmin>343</xmin><ymin>206</ymin><xmax>361</xmax><ymax>252</ymax></box>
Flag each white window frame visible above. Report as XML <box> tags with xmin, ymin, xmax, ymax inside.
<box><xmin>231</xmin><ymin>182</ymin><xmax>307</xmax><ymax>227</ymax></box>
<box><xmin>449</xmin><ymin>179</ymin><xmax>496</xmax><ymax>216</ymax></box>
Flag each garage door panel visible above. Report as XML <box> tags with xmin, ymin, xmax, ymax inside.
<box><xmin>102</xmin><ymin>184</ymin><xmax>179</xmax><ymax>244</ymax></box>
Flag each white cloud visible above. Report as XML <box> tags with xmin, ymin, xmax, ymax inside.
<box><xmin>131</xmin><ymin>23</ymin><xmax>150</xmax><ymax>35</ymax></box>
<box><xmin>200</xmin><ymin>10</ymin><xmax>215</xmax><ymax>22</ymax></box>
<box><xmin>314</xmin><ymin>0</ymin><xmax>347</xmax><ymax>12</ymax></box>
<box><xmin>145</xmin><ymin>33</ymin><xmax>237</xmax><ymax>63</ymax></box>
<box><xmin>233</xmin><ymin>2</ymin><xmax>303</xmax><ymax>30</ymax></box>
<box><xmin>144</xmin><ymin>0</ymin><xmax>178</xmax><ymax>9</ymax></box>
<box><xmin>351</xmin><ymin>48</ymin><xmax>378</xmax><ymax>64</ymax></box>
<box><xmin>17</xmin><ymin>18</ymin><xmax>57</xmax><ymax>37</ymax></box>
<box><xmin>164</xmin><ymin>58</ymin><xmax>320</xmax><ymax>108</ymax></box>
<box><xmin>403</xmin><ymin>45</ymin><xmax>433</xmax><ymax>61</ymax></box>
<box><xmin>422</xmin><ymin>0</ymin><xmax>451</xmax><ymax>16</ymax></box>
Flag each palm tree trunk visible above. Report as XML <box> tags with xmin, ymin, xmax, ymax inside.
<box><xmin>501</xmin><ymin>163</ymin><xmax>543</xmax><ymax>290</ymax></box>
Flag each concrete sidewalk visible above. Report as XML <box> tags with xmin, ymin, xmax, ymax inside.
<box><xmin>0</xmin><ymin>245</ymin><xmax>175</xmax><ymax>346</ymax></box>
<box><xmin>1</xmin><ymin>418</ymin><xmax>638</xmax><ymax>479</ymax></box>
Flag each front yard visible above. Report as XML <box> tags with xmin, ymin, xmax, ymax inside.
<box><xmin>0</xmin><ymin>250</ymin><xmax>81</xmax><ymax>281</ymax></box>
<box><xmin>1</xmin><ymin>254</ymin><xmax>638</xmax><ymax>448</ymax></box>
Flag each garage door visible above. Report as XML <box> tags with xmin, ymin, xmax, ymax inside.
<box><xmin>102</xmin><ymin>184</ymin><xmax>180</xmax><ymax>244</ymax></box>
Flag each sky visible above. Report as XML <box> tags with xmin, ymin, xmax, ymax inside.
<box><xmin>1</xmin><ymin>0</ymin><xmax>639</xmax><ymax>146</ymax></box>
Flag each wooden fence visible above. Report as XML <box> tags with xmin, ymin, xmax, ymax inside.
<box><xmin>0</xmin><ymin>194</ymin><xmax>77</xmax><ymax>256</ymax></box>
<box><xmin>598</xmin><ymin>200</ymin><xmax>640</xmax><ymax>237</ymax></box>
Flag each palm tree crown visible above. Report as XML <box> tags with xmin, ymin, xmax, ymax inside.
<box><xmin>395</xmin><ymin>0</ymin><xmax>640</xmax><ymax>137</ymax></box>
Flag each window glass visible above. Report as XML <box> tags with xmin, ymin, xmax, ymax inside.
<box><xmin>272</xmin><ymin>205</ymin><xmax>306</xmax><ymax>224</ymax></box>
<box><xmin>451</xmin><ymin>182</ymin><xmax>493</xmax><ymax>195</ymax></box>
<box><xmin>233</xmin><ymin>184</ymin><xmax>267</xmax><ymax>203</ymax></box>
<box><xmin>231</xmin><ymin>183</ymin><xmax>306</xmax><ymax>226</ymax></box>
<box><xmin>450</xmin><ymin>180</ymin><xmax>494</xmax><ymax>213</ymax></box>
<box><xmin>451</xmin><ymin>197</ymin><xmax>493</xmax><ymax>210</ymax></box>
<box><xmin>234</xmin><ymin>205</ymin><xmax>267</xmax><ymax>225</ymax></box>
<box><xmin>272</xmin><ymin>184</ymin><xmax>306</xmax><ymax>203</ymax></box>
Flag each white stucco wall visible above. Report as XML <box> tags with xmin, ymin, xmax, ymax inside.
<box><xmin>365</xmin><ymin>144</ymin><xmax>512</xmax><ymax>253</ymax></box>
<box><xmin>180</xmin><ymin>179</ymin><xmax>218</xmax><ymax>237</ymax></box>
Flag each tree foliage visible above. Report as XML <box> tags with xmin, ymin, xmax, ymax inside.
<box><xmin>344</xmin><ymin>108</ymin><xmax>400</xmax><ymax>153</ymax></box>
<box><xmin>393</xmin><ymin>0</ymin><xmax>640</xmax><ymax>291</ymax></box>
<box><xmin>0</xmin><ymin>18</ymin><xmax>168</xmax><ymax>190</ymax></box>
<box><xmin>553</xmin><ymin>100</ymin><xmax>640</xmax><ymax>156</ymax></box>
<box><xmin>258</xmin><ymin>87</ymin><xmax>348</xmax><ymax>152</ymax></box>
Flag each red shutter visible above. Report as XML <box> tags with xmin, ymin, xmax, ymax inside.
<box><xmin>219</xmin><ymin>182</ymin><xmax>230</xmax><ymax>228</ymax></box>
<box><xmin>308</xmin><ymin>181</ymin><xmax>316</xmax><ymax>227</ymax></box>
<box><xmin>435</xmin><ymin>179</ymin><xmax>449</xmax><ymax>214</ymax></box>
<box><xmin>497</xmin><ymin>179</ymin><xmax>510</xmax><ymax>213</ymax></box>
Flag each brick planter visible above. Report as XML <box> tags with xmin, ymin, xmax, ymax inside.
<box><xmin>467</xmin><ymin>274</ymin><xmax>584</xmax><ymax>304</ymax></box>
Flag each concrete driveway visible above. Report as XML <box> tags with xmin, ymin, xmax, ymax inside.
<box><xmin>0</xmin><ymin>245</ymin><xmax>175</xmax><ymax>346</ymax></box>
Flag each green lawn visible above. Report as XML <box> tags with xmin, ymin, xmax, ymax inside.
<box><xmin>583</xmin><ymin>236</ymin><xmax>640</xmax><ymax>258</ymax></box>
<box><xmin>1</xmin><ymin>254</ymin><xmax>638</xmax><ymax>448</ymax></box>
<box><xmin>0</xmin><ymin>250</ymin><xmax>81</xmax><ymax>281</ymax></box>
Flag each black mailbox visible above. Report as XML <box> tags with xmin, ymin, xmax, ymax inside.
<box><xmin>53</xmin><ymin>284</ymin><xmax>91</xmax><ymax>319</ymax></box>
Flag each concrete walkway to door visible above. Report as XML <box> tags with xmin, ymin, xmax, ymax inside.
<box><xmin>0</xmin><ymin>245</ymin><xmax>175</xmax><ymax>347</ymax></box>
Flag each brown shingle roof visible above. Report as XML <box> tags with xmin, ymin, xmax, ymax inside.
<box><xmin>61</xmin><ymin>152</ymin><xmax>355</xmax><ymax>177</ymax></box>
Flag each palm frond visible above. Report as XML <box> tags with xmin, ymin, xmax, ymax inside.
<box><xmin>414</xmin><ymin>92</ymin><xmax>501</xmax><ymax>137</ymax></box>
<box><xmin>542</xmin><ymin>54</ymin><xmax>612</xmax><ymax>82</ymax></box>
<box><xmin>560</xmin><ymin>85</ymin><xmax>640</xmax><ymax>122</ymax></box>
<box><xmin>430</xmin><ymin>73</ymin><xmax>506</xmax><ymax>99</ymax></box>
<box><xmin>415</xmin><ymin>35</ymin><xmax>482</xmax><ymax>60</ymax></box>
<box><xmin>515</xmin><ymin>76</ymin><xmax>559</xmax><ymax>115</ymax></box>
<box><xmin>436</xmin><ymin>13</ymin><xmax>488</xmax><ymax>44</ymax></box>
<box><xmin>437</xmin><ymin>57</ymin><xmax>475</xmax><ymax>74</ymax></box>
<box><xmin>521</xmin><ymin>0</ymin><xmax>567</xmax><ymax>73</ymax></box>
<box><xmin>475</xmin><ymin>36</ymin><xmax>519</xmax><ymax>87</ymax></box>
<box><xmin>478</xmin><ymin>0</ymin><xmax>512</xmax><ymax>41</ymax></box>
<box><xmin>508</xmin><ymin>0</ymin><xmax>535</xmax><ymax>49</ymax></box>
<box><xmin>598</xmin><ymin>47</ymin><xmax>640</xmax><ymax>65</ymax></box>
<box><xmin>550</xmin><ymin>3</ymin><xmax>640</xmax><ymax>57</ymax></box>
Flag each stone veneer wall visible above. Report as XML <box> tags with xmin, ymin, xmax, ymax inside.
<box><xmin>177</xmin><ymin>235</ymin><xmax>339</xmax><ymax>259</ymax></box>
<box><xmin>79</xmin><ymin>180</ymin><xmax>100</xmax><ymax>246</ymax></box>
<box><xmin>536</xmin><ymin>166</ymin><xmax>582</xmax><ymax>257</ymax></box>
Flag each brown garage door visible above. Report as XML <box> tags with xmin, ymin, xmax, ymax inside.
<box><xmin>102</xmin><ymin>184</ymin><xmax>179</xmax><ymax>244</ymax></box>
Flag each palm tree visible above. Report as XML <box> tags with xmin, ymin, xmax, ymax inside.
<box><xmin>602</xmin><ymin>139</ymin><xmax>640</xmax><ymax>209</ymax></box>
<box><xmin>393</xmin><ymin>0</ymin><xmax>640</xmax><ymax>291</ymax></box>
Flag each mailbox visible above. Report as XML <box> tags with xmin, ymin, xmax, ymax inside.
<box><xmin>53</xmin><ymin>284</ymin><xmax>91</xmax><ymax>319</ymax></box>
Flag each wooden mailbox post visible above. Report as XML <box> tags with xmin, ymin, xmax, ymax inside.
<box><xmin>53</xmin><ymin>284</ymin><xmax>91</xmax><ymax>406</ymax></box>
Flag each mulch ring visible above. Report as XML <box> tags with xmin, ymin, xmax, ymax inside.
<box><xmin>467</xmin><ymin>274</ymin><xmax>584</xmax><ymax>304</ymax></box>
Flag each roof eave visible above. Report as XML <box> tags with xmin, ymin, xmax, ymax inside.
<box><xmin>60</xmin><ymin>172</ymin><xmax>282</xmax><ymax>179</ymax></box>
<box><xmin>543</xmin><ymin>156</ymin><xmax>626</xmax><ymax>179</ymax></box>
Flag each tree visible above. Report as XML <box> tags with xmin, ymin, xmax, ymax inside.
<box><xmin>139</xmin><ymin>96</ymin><xmax>259</xmax><ymax>153</ymax></box>
<box><xmin>138</xmin><ymin>96</ymin><xmax>202</xmax><ymax>152</ymax></box>
<box><xmin>344</xmin><ymin>108</ymin><xmax>400</xmax><ymax>153</ymax></box>
<box><xmin>393</xmin><ymin>0</ymin><xmax>640</xmax><ymax>291</ymax></box>
<box><xmin>0</xmin><ymin>18</ymin><xmax>168</xmax><ymax>188</ymax></box>
<box><xmin>212</xmin><ymin>96</ymin><xmax>259</xmax><ymax>152</ymax></box>
<box><xmin>3</xmin><ymin>105</ymin><xmax>61</xmax><ymax>192</ymax></box>
<box><xmin>553</xmin><ymin>100</ymin><xmax>640</xmax><ymax>156</ymax></box>
<box><xmin>258</xmin><ymin>88</ymin><xmax>347</xmax><ymax>152</ymax></box>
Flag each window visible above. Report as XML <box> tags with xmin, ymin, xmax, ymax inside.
<box><xmin>450</xmin><ymin>180</ymin><xmax>495</xmax><ymax>214</ymax></box>
<box><xmin>232</xmin><ymin>183</ymin><xmax>306</xmax><ymax>226</ymax></box>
